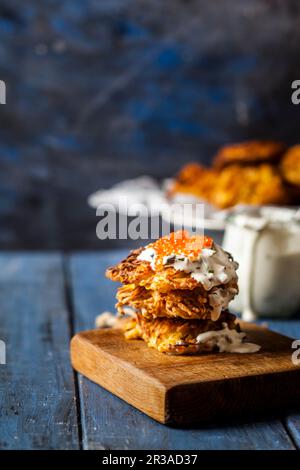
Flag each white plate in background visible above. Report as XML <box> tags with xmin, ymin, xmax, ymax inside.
<box><xmin>88</xmin><ymin>176</ymin><xmax>226</xmax><ymax>231</ymax></box>
<box><xmin>88</xmin><ymin>176</ymin><xmax>300</xmax><ymax>233</ymax></box>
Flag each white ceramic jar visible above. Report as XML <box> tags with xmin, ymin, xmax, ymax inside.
<box><xmin>222</xmin><ymin>207</ymin><xmax>300</xmax><ymax>320</ymax></box>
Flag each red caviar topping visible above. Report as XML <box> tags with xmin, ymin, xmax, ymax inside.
<box><xmin>151</xmin><ymin>230</ymin><xmax>213</xmax><ymax>271</ymax></box>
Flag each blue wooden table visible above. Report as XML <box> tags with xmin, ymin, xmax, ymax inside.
<box><xmin>1</xmin><ymin>251</ymin><xmax>300</xmax><ymax>450</ymax></box>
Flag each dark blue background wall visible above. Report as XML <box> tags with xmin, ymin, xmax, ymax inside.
<box><xmin>1</xmin><ymin>0</ymin><xmax>300</xmax><ymax>248</ymax></box>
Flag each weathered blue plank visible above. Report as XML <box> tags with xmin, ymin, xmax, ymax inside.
<box><xmin>264</xmin><ymin>320</ymin><xmax>300</xmax><ymax>340</ymax></box>
<box><xmin>267</xmin><ymin>320</ymin><xmax>300</xmax><ymax>450</ymax></box>
<box><xmin>69</xmin><ymin>251</ymin><xmax>295</xmax><ymax>450</ymax></box>
<box><xmin>68</xmin><ymin>250</ymin><xmax>126</xmax><ymax>334</ymax></box>
<box><xmin>0</xmin><ymin>253</ymin><xmax>79</xmax><ymax>450</ymax></box>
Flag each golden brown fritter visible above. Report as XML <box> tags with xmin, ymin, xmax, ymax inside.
<box><xmin>106</xmin><ymin>248</ymin><xmax>201</xmax><ymax>292</ymax></box>
<box><xmin>124</xmin><ymin>311</ymin><xmax>239</xmax><ymax>354</ymax></box>
<box><xmin>106</xmin><ymin>231</ymin><xmax>239</xmax><ymax>331</ymax></box>
<box><xmin>116</xmin><ymin>280</ymin><xmax>238</xmax><ymax>321</ymax></box>
<box><xmin>213</xmin><ymin>141</ymin><xmax>286</xmax><ymax>169</ymax></box>
<box><xmin>280</xmin><ymin>145</ymin><xmax>300</xmax><ymax>188</ymax></box>
<box><xmin>106</xmin><ymin>247</ymin><xmax>152</xmax><ymax>284</ymax></box>
<box><xmin>169</xmin><ymin>160</ymin><xmax>289</xmax><ymax>209</ymax></box>
<box><xmin>106</xmin><ymin>232</ymin><xmax>242</xmax><ymax>354</ymax></box>
<box><xmin>209</xmin><ymin>164</ymin><xmax>290</xmax><ymax>209</ymax></box>
<box><xmin>168</xmin><ymin>163</ymin><xmax>217</xmax><ymax>201</ymax></box>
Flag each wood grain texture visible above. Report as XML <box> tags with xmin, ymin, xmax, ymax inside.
<box><xmin>0</xmin><ymin>253</ymin><xmax>79</xmax><ymax>450</ymax></box>
<box><xmin>71</xmin><ymin>325</ymin><xmax>300</xmax><ymax>425</ymax></box>
<box><xmin>68</xmin><ymin>252</ymin><xmax>296</xmax><ymax>449</ymax></box>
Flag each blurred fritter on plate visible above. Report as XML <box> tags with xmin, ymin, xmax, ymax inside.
<box><xmin>88</xmin><ymin>140</ymin><xmax>300</xmax><ymax>232</ymax></box>
<box><xmin>169</xmin><ymin>140</ymin><xmax>300</xmax><ymax>209</ymax></box>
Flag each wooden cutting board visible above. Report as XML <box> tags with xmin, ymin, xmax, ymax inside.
<box><xmin>70</xmin><ymin>322</ymin><xmax>300</xmax><ymax>425</ymax></box>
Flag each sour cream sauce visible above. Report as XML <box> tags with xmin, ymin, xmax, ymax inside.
<box><xmin>138</xmin><ymin>243</ymin><xmax>238</xmax><ymax>289</ymax></box>
<box><xmin>196</xmin><ymin>323</ymin><xmax>261</xmax><ymax>353</ymax></box>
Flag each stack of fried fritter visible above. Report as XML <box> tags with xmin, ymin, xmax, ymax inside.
<box><xmin>106</xmin><ymin>231</ymin><xmax>245</xmax><ymax>355</ymax></box>
<box><xmin>170</xmin><ymin>141</ymin><xmax>300</xmax><ymax>209</ymax></box>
